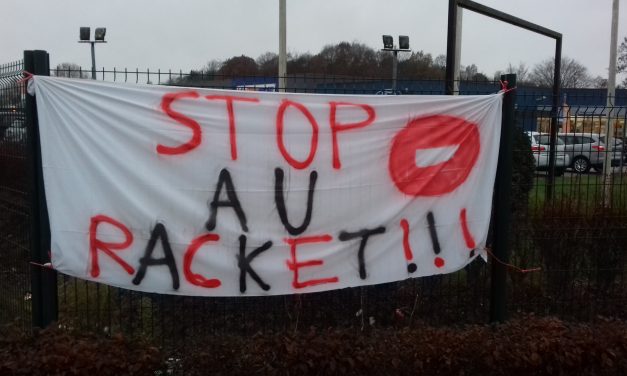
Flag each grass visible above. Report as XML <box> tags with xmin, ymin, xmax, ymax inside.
<box><xmin>529</xmin><ymin>172</ymin><xmax>627</xmax><ymax>210</ymax></box>
<box><xmin>57</xmin><ymin>276</ymin><xmax>161</xmax><ymax>339</ymax></box>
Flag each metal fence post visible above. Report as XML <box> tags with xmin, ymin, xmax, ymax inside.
<box><xmin>489</xmin><ymin>73</ymin><xmax>516</xmax><ymax>323</ymax></box>
<box><xmin>445</xmin><ymin>0</ymin><xmax>458</xmax><ymax>95</ymax></box>
<box><xmin>546</xmin><ymin>37</ymin><xmax>562</xmax><ymax>202</ymax></box>
<box><xmin>25</xmin><ymin>50</ymin><xmax>57</xmax><ymax>328</ymax></box>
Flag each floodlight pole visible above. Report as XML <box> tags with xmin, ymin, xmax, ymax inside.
<box><xmin>381</xmin><ymin>48</ymin><xmax>410</xmax><ymax>92</ymax></box>
<box><xmin>602</xmin><ymin>0</ymin><xmax>619</xmax><ymax>207</ymax></box>
<box><xmin>381</xmin><ymin>43</ymin><xmax>410</xmax><ymax>93</ymax></box>
<box><xmin>79</xmin><ymin>40</ymin><xmax>106</xmax><ymax>79</ymax></box>
<box><xmin>90</xmin><ymin>42</ymin><xmax>96</xmax><ymax>80</ymax></box>
<box><xmin>79</xmin><ymin>27</ymin><xmax>106</xmax><ymax>80</ymax></box>
<box><xmin>392</xmin><ymin>50</ymin><xmax>398</xmax><ymax>92</ymax></box>
<box><xmin>278</xmin><ymin>0</ymin><xmax>287</xmax><ymax>92</ymax></box>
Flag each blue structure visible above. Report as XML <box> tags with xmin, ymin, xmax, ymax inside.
<box><xmin>228</xmin><ymin>77</ymin><xmax>626</xmax><ymax>132</ymax></box>
<box><xmin>314</xmin><ymin>79</ymin><xmax>627</xmax><ymax>132</ymax></box>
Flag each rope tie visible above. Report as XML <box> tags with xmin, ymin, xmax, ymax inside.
<box><xmin>498</xmin><ymin>79</ymin><xmax>516</xmax><ymax>94</ymax></box>
<box><xmin>482</xmin><ymin>246</ymin><xmax>541</xmax><ymax>274</ymax></box>
<box><xmin>18</xmin><ymin>70</ymin><xmax>34</xmax><ymax>84</ymax></box>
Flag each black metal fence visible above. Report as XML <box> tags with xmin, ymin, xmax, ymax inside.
<box><xmin>1</xmin><ymin>56</ymin><xmax>626</xmax><ymax>353</ymax></box>
<box><xmin>0</xmin><ymin>60</ymin><xmax>31</xmax><ymax>330</ymax></box>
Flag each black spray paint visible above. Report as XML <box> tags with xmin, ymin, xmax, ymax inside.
<box><xmin>132</xmin><ymin>223</ymin><xmax>180</xmax><ymax>290</ymax></box>
<box><xmin>338</xmin><ymin>226</ymin><xmax>386</xmax><ymax>279</ymax></box>
<box><xmin>206</xmin><ymin>168</ymin><xmax>249</xmax><ymax>232</ymax></box>
<box><xmin>237</xmin><ymin>235</ymin><xmax>272</xmax><ymax>293</ymax></box>
<box><xmin>274</xmin><ymin>168</ymin><xmax>317</xmax><ymax>236</ymax></box>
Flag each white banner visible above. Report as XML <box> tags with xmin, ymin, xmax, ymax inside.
<box><xmin>30</xmin><ymin>76</ymin><xmax>503</xmax><ymax>296</ymax></box>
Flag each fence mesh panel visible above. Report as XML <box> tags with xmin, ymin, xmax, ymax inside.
<box><xmin>1</xmin><ymin>65</ymin><xmax>625</xmax><ymax>353</ymax></box>
<box><xmin>0</xmin><ymin>60</ymin><xmax>31</xmax><ymax>329</ymax></box>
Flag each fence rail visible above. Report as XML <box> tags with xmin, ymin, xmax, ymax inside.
<box><xmin>1</xmin><ymin>62</ymin><xmax>626</xmax><ymax>353</ymax></box>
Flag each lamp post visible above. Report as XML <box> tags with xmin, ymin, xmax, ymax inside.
<box><xmin>602</xmin><ymin>0</ymin><xmax>619</xmax><ymax>207</ymax></box>
<box><xmin>78</xmin><ymin>27</ymin><xmax>107</xmax><ymax>80</ymax></box>
<box><xmin>381</xmin><ymin>35</ymin><xmax>411</xmax><ymax>93</ymax></box>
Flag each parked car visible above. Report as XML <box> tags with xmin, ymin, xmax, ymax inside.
<box><xmin>599</xmin><ymin>135</ymin><xmax>626</xmax><ymax>163</ymax></box>
<box><xmin>3</xmin><ymin>118</ymin><xmax>26</xmax><ymax>143</ymax></box>
<box><xmin>0</xmin><ymin>111</ymin><xmax>18</xmax><ymax>140</ymax></box>
<box><xmin>558</xmin><ymin>133</ymin><xmax>622</xmax><ymax>173</ymax></box>
<box><xmin>526</xmin><ymin>131</ymin><xmax>569</xmax><ymax>176</ymax></box>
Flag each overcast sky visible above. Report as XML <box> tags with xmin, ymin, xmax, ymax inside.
<box><xmin>2</xmin><ymin>0</ymin><xmax>626</xmax><ymax>79</ymax></box>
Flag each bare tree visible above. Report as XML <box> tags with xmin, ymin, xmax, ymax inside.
<box><xmin>529</xmin><ymin>56</ymin><xmax>591</xmax><ymax>88</ymax></box>
<box><xmin>459</xmin><ymin>64</ymin><xmax>477</xmax><ymax>80</ymax></box>
<box><xmin>218</xmin><ymin>55</ymin><xmax>258</xmax><ymax>76</ymax></box>
<box><xmin>179</xmin><ymin>41</ymin><xmax>488</xmax><ymax>81</ymax></box>
<box><xmin>256</xmin><ymin>52</ymin><xmax>278</xmax><ymax>75</ymax></box>
<box><xmin>53</xmin><ymin>63</ymin><xmax>88</xmax><ymax>78</ymax></box>
<box><xmin>589</xmin><ymin>76</ymin><xmax>608</xmax><ymax>88</ymax></box>
<box><xmin>203</xmin><ymin>60</ymin><xmax>222</xmax><ymax>74</ymax></box>
<box><xmin>458</xmin><ymin>64</ymin><xmax>487</xmax><ymax>81</ymax></box>
<box><xmin>287</xmin><ymin>52</ymin><xmax>313</xmax><ymax>73</ymax></box>
<box><xmin>618</xmin><ymin>36</ymin><xmax>627</xmax><ymax>86</ymax></box>
<box><xmin>433</xmin><ymin>54</ymin><xmax>446</xmax><ymax>70</ymax></box>
<box><xmin>495</xmin><ymin>62</ymin><xmax>530</xmax><ymax>84</ymax></box>
<box><xmin>309</xmin><ymin>41</ymin><xmax>380</xmax><ymax>76</ymax></box>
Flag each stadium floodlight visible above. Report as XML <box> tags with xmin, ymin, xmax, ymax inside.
<box><xmin>381</xmin><ymin>34</ymin><xmax>411</xmax><ymax>93</ymax></box>
<box><xmin>79</xmin><ymin>27</ymin><xmax>90</xmax><ymax>41</ymax></box>
<box><xmin>78</xmin><ymin>26</ymin><xmax>107</xmax><ymax>80</ymax></box>
<box><xmin>399</xmin><ymin>35</ymin><xmax>410</xmax><ymax>50</ymax></box>
<box><xmin>95</xmin><ymin>28</ymin><xmax>106</xmax><ymax>41</ymax></box>
<box><xmin>382</xmin><ymin>35</ymin><xmax>394</xmax><ymax>50</ymax></box>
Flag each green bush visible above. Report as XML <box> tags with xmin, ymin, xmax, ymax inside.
<box><xmin>511</xmin><ymin>125</ymin><xmax>535</xmax><ymax>214</ymax></box>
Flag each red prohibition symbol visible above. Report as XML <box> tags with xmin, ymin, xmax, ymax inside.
<box><xmin>388</xmin><ymin>115</ymin><xmax>480</xmax><ymax>196</ymax></box>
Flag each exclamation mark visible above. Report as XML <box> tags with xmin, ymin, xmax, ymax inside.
<box><xmin>427</xmin><ymin>212</ymin><xmax>445</xmax><ymax>268</ymax></box>
<box><xmin>399</xmin><ymin>219</ymin><xmax>417</xmax><ymax>273</ymax></box>
<box><xmin>460</xmin><ymin>208</ymin><xmax>477</xmax><ymax>257</ymax></box>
